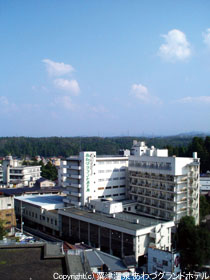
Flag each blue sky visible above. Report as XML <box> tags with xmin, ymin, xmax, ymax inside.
<box><xmin>1</xmin><ymin>0</ymin><xmax>210</xmax><ymax>136</ymax></box>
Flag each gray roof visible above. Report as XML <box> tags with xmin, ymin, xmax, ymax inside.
<box><xmin>59</xmin><ymin>207</ymin><xmax>169</xmax><ymax>232</ymax></box>
<box><xmin>44</xmin><ymin>243</ymin><xmax>64</xmax><ymax>258</ymax></box>
<box><xmin>0</xmin><ymin>244</ymin><xmax>66</xmax><ymax>280</ymax></box>
<box><xmin>36</xmin><ymin>177</ymin><xmax>52</xmax><ymax>183</ymax></box>
<box><xmin>66</xmin><ymin>255</ymin><xmax>85</xmax><ymax>275</ymax></box>
<box><xmin>85</xmin><ymin>250</ymin><xmax>127</xmax><ymax>272</ymax></box>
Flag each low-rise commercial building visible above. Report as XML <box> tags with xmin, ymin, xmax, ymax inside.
<box><xmin>15</xmin><ymin>195</ymin><xmax>64</xmax><ymax>236</ymax></box>
<box><xmin>147</xmin><ymin>247</ymin><xmax>181</xmax><ymax>278</ymax></box>
<box><xmin>59</xmin><ymin>200</ymin><xmax>174</xmax><ymax>262</ymax></box>
<box><xmin>14</xmin><ymin>194</ymin><xmax>174</xmax><ymax>263</ymax></box>
<box><xmin>0</xmin><ymin>194</ymin><xmax>16</xmax><ymax>235</ymax></box>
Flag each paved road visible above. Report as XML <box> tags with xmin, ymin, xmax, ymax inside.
<box><xmin>21</xmin><ymin>225</ymin><xmax>63</xmax><ymax>242</ymax></box>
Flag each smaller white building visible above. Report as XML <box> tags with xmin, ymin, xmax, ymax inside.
<box><xmin>1</xmin><ymin>156</ymin><xmax>41</xmax><ymax>188</ymax></box>
<box><xmin>148</xmin><ymin>247</ymin><xmax>181</xmax><ymax>278</ymax></box>
<box><xmin>36</xmin><ymin>178</ymin><xmax>55</xmax><ymax>188</ymax></box>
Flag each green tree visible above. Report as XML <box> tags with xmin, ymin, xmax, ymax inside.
<box><xmin>176</xmin><ymin>216</ymin><xmax>210</xmax><ymax>270</ymax></box>
<box><xmin>41</xmin><ymin>162</ymin><xmax>58</xmax><ymax>181</ymax></box>
<box><xmin>200</xmin><ymin>195</ymin><xmax>210</xmax><ymax>221</ymax></box>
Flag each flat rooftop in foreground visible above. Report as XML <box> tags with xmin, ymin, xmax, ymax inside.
<box><xmin>0</xmin><ymin>245</ymin><xmax>66</xmax><ymax>280</ymax></box>
<box><xmin>59</xmin><ymin>207</ymin><xmax>174</xmax><ymax>233</ymax></box>
<box><xmin>15</xmin><ymin>194</ymin><xmax>64</xmax><ymax>210</ymax></box>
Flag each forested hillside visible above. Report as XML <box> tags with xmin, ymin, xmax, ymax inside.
<box><xmin>0</xmin><ymin>136</ymin><xmax>210</xmax><ymax>172</ymax></box>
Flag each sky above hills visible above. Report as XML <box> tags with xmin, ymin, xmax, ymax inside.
<box><xmin>1</xmin><ymin>0</ymin><xmax>210</xmax><ymax>137</ymax></box>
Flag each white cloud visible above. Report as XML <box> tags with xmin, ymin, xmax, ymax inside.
<box><xmin>0</xmin><ymin>96</ymin><xmax>18</xmax><ymax>114</ymax></box>
<box><xmin>42</xmin><ymin>59</ymin><xmax>74</xmax><ymax>76</ymax></box>
<box><xmin>130</xmin><ymin>84</ymin><xmax>161</xmax><ymax>104</ymax></box>
<box><xmin>87</xmin><ymin>104</ymin><xmax>108</xmax><ymax>113</ymax></box>
<box><xmin>32</xmin><ymin>85</ymin><xmax>49</xmax><ymax>93</ymax></box>
<box><xmin>0</xmin><ymin>96</ymin><xmax>9</xmax><ymax>105</ymax></box>
<box><xmin>159</xmin><ymin>29</ymin><xmax>191</xmax><ymax>61</ymax></box>
<box><xmin>53</xmin><ymin>96</ymin><xmax>76</xmax><ymax>111</ymax></box>
<box><xmin>175</xmin><ymin>96</ymin><xmax>210</xmax><ymax>104</ymax></box>
<box><xmin>130</xmin><ymin>84</ymin><xmax>149</xmax><ymax>101</ymax></box>
<box><xmin>54</xmin><ymin>78</ymin><xmax>80</xmax><ymax>95</ymax></box>
<box><xmin>203</xmin><ymin>28</ymin><xmax>210</xmax><ymax>48</ymax></box>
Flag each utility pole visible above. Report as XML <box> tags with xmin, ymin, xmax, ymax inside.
<box><xmin>20</xmin><ymin>201</ymin><xmax>24</xmax><ymax>233</ymax></box>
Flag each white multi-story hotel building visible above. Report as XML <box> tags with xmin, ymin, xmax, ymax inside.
<box><xmin>128</xmin><ymin>141</ymin><xmax>200</xmax><ymax>225</ymax></box>
<box><xmin>200</xmin><ymin>174</ymin><xmax>210</xmax><ymax>193</ymax></box>
<box><xmin>1</xmin><ymin>156</ymin><xmax>41</xmax><ymax>188</ymax></box>
<box><xmin>59</xmin><ymin>151</ymin><xmax>129</xmax><ymax>206</ymax></box>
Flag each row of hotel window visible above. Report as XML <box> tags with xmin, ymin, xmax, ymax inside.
<box><xmin>98</xmin><ymin>185</ymin><xmax>125</xmax><ymax>190</ymax></box>
<box><xmin>98</xmin><ymin>161</ymin><xmax>127</xmax><ymax>165</ymax></box>
<box><xmin>98</xmin><ymin>177</ymin><xmax>126</xmax><ymax>182</ymax></box>
<box><xmin>98</xmin><ymin>193</ymin><xmax>125</xmax><ymax>198</ymax></box>
<box><xmin>98</xmin><ymin>168</ymin><xmax>126</xmax><ymax>173</ymax></box>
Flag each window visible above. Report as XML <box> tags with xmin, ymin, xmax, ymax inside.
<box><xmin>51</xmin><ymin>219</ymin><xmax>53</xmax><ymax>224</ymax></box>
<box><xmin>6</xmin><ymin>213</ymin><xmax>11</xmax><ymax>217</ymax></box>
<box><xmin>120</xmin><ymin>185</ymin><xmax>125</xmax><ymax>188</ymax></box>
<box><xmin>7</xmin><ymin>204</ymin><xmax>11</xmax><ymax>207</ymax></box>
<box><xmin>113</xmin><ymin>177</ymin><xmax>119</xmax><ymax>180</ymax></box>
<box><xmin>98</xmin><ymin>187</ymin><xmax>104</xmax><ymax>190</ymax></box>
<box><xmin>162</xmin><ymin>260</ymin><xmax>168</xmax><ymax>266</ymax></box>
<box><xmin>113</xmin><ymin>186</ymin><xmax>118</xmax><ymax>188</ymax></box>
<box><xmin>153</xmin><ymin>257</ymin><xmax>157</xmax><ymax>263</ymax></box>
<box><xmin>113</xmin><ymin>194</ymin><xmax>118</xmax><ymax>196</ymax></box>
<box><xmin>35</xmin><ymin>213</ymin><xmax>37</xmax><ymax>219</ymax></box>
<box><xmin>105</xmin><ymin>186</ymin><xmax>111</xmax><ymax>189</ymax></box>
<box><xmin>55</xmin><ymin>220</ymin><xmax>57</xmax><ymax>226</ymax></box>
<box><xmin>6</xmin><ymin>221</ymin><xmax>11</xmax><ymax>225</ymax></box>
